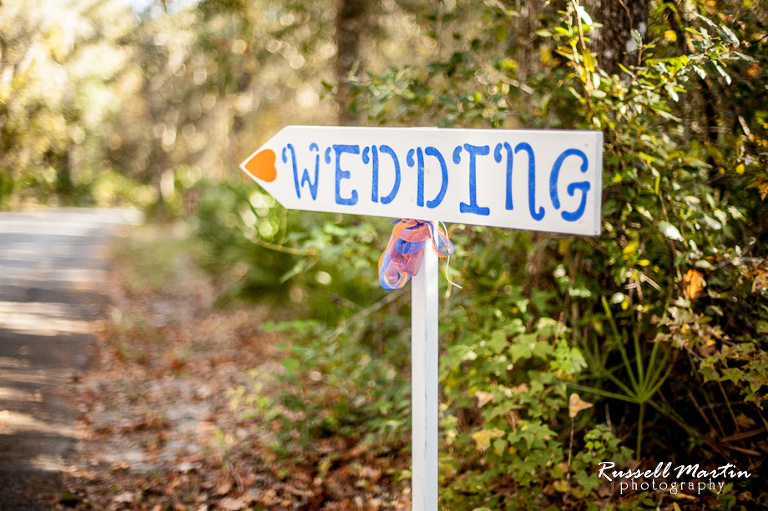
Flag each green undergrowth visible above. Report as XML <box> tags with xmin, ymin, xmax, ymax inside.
<box><xmin>190</xmin><ymin>2</ymin><xmax>768</xmax><ymax>510</ymax></box>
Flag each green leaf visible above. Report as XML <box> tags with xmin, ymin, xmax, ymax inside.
<box><xmin>694</xmin><ymin>12</ymin><xmax>718</xmax><ymax>29</ymax></box>
<box><xmin>733</xmin><ymin>51</ymin><xmax>757</xmax><ymax>63</ymax></box>
<box><xmin>281</xmin><ymin>357</ymin><xmax>301</xmax><ymax>374</ymax></box>
<box><xmin>493</xmin><ymin>437</ymin><xmax>508</xmax><ymax>456</ymax></box>
<box><xmin>713</xmin><ymin>62</ymin><xmax>732</xmax><ymax>85</ymax></box>
<box><xmin>509</xmin><ymin>339</ymin><xmax>533</xmax><ymax>363</ymax></box>
<box><xmin>575</xmin><ymin>5</ymin><xmax>593</xmax><ymax>26</ymax></box>
<box><xmin>717</xmin><ymin>25</ymin><xmax>740</xmax><ymax>46</ymax></box>
<box><xmin>692</xmin><ymin>65</ymin><xmax>707</xmax><ymax>79</ymax></box>
<box><xmin>658</xmin><ymin>221</ymin><xmax>683</xmax><ymax>241</ymax></box>
<box><xmin>488</xmin><ymin>330</ymin><xmax>508</xmax><ymax>354</ymax></box>
<box><xmin>533</xmin><ymin>340</ymin><xmax>554</xmax><ymax>360</ymax></box>
<box><xmin>665</xmin><ymin>83</ymin><xmax>679</xmax><ymax>102</ymax></box>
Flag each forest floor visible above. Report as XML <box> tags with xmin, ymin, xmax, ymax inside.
<box><xmin>58</xmin><ymin>224</ymin><xmax>410</xmax><ymax>510</ymax></box>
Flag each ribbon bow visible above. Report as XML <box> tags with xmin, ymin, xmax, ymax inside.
<box><xmin>378</xmin><ymin>219</ymin><xmax>455</xmax><ymax>291</ymax></box>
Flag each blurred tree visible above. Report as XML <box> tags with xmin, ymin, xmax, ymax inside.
<box><xmin>105</xmin><ymin>0</ymin><xmax>344</xmax><ymax>216</ymax></box>
<box><xmin>0</xmin><ymin>0</ymin><xmax>132</xmax><ymax>206</ymax></box>
<box><xmin>334</xmin><ymin>0</ymin><xmax>373</xmax><ymax>124</ymax></box>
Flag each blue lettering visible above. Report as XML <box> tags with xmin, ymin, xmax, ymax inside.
<box><xmin>550</xmin><ymin>148</ymin><xmax>590</xmax><ymax>222</ymax></box>
<box><xmin>494</xmin><ymin>142</ymin><xmax>514</xmax><ymax>210</ymax></box>
<box><xmin>562</xmin><ymin>182</ymin><xmax>591</xmax><ymax>221</ymax></box>
<box><xmin>362</xmin><ymin>146</ymin><xmax>377</xmax><ymax>202</ymax></box>
<box><xmin>452</xmin><ymin>146</ymin><xmax>462</xmax><ymax>164</ymax></box>
<box><xmin>424</xmin><ymin>147</ymin><xmax>448</xmax><ymax>209</ymax></box>
<box><xmin>514</xmin><ymin>142</ymin><xmax>544</xmax><ymax>221</ymax></box>
<box><xmin>378</xmin><ymin>145</ymin><xmax>401</xmax><ymax>205</ymax></box>
<box><xmin>333</xmin><ymin>144</ymin><xmax>359</xmax><ymax>206</ymax></box>
<box><xmin>407</xmin><ymin>148</ymin><xmax>425</xmax><ymax>207</ymax></box>
<box><xmin>456</xmin><ymin>144</ymin><xmax>491</xmax><ymax>216</ymax></box>
<box><xmin>283</xmin><ymin>143</ymin><xmax>319</xmax><ymax>200</ymax></box>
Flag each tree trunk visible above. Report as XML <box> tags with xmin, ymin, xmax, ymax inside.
<box><xmin>334</xmin><ymin>0</ymin><xmax>368</xmax><ymax>125</ymax></box>
<box><xmin>587</xmin><ymin>0</ymin><xmax>650</xmax><ymax>75</ymax></box>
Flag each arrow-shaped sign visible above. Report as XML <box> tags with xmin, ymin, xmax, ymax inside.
<box><xmin>240</xmin><ymin>125</ymin><xmax>604</xmax><ymax>511</ymax></box>
<box><xmin>241</xmin><ymin>126</ymin><xmax>603</xmax><ymax>235</ymax></box>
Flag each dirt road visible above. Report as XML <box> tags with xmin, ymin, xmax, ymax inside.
<box><xmin>0</xmin><ymin>208</ymin><xmax>141</xmax><ymax>510</ymax></box>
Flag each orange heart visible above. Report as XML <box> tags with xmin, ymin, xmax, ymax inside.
<box><xmin>244</xmin><ymin>149</ymin><xmax>277</xmax><ymax>182</ymax></box>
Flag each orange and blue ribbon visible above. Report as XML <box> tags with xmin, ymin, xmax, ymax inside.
<box><xmin>378</xmin><ymin>219</ymin><xmax>455</xmax><ymax>291</ymax></box>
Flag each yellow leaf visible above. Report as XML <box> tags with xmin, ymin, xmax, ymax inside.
<box><xmin>583</xmin><ymin>50</ymin><xmax>595</xmax><ymax>73</ymax></box>
<box><xmin>622</xmin><ymin>238</ymin><xmax>640</xmax><ymax>256</ymax></box>
<box><xmin>753</xmin><ymin>272</ymin><xmax>768</xmax><ymax>293</ymax></box>
<box><xmin>568</xmin><ymin>393</ymin><xmax>593</xmax><ymax>418</ymax></box>
<box><xmin>471</xmin><ymin>428</ymin><xmax>505</xmax><ymax>451</ymax></box>
<box><xmin>749</xmin><ymin>176</ymin><xmax>768</xmax><ymax>200</ymax></box>
<box><xmin>664</xmin><ymin>30</ymin><xmax>678</xmax><ymax>42</ymax></box>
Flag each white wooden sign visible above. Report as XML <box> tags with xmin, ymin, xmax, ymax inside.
<box><xmin>240</xmin><ymin>126</ymin><xmax>603</xmax><ymax>511</ymax></box>
<box><xmin>241</xmin><ymin>126</ymin><xmax>603</xmax><ymax>235</ymax></box>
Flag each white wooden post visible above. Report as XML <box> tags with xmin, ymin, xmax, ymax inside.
<box><xmin>411</xmin><ymin>247</ymin><xmax>439</xmax><ymax>511</ymax></box>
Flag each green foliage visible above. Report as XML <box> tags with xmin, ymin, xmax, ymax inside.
<box><xmin>191</xmin><ymin>176</ymin><xmax>420</xmax><ymax>449</ymax></box>
<box><xmin>190</xmin><ymin>179</ymin><xmax>395</xmax><ymax>312</ymax></box>
<box><xmin>202</xmin><ymin>1</ymin><xmax>768</xmax><ymax>509</ymax></box>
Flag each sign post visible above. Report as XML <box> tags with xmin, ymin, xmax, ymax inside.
<box><xmin>241</xmin><ymin>126</ymin><xmax>603</xmax><ymax>509</ymax></box>
<box><xmin>411</xmin><ymin>246</ymin><xmax>439</xmax><ymax>510</ymax></box>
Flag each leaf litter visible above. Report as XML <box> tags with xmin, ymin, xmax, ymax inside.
<box><xmin>55</xmin><ymin>227</ymin><xmax>409</xmax><ymax>510</ymax></box>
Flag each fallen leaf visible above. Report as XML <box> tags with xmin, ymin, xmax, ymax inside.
<box><xmin>214</xmin><ymin>479</ymin><xmax>233</xmax><ymax>496</ymax></box>
<box><xmin>597</xmin><ymin>484</ymin><xmax>613</xmax><ymax>498</ymax></box>
<box><xmin>683</xmin><ymin>269</ymin><xmax>705</xmax><ymax>299</ymax></box>
<box><xmin>568</xmin><ymin>393</ymin><xmax>593</xmax><ymax>418</ymax></box>
<box><xmin>113</xmin><ymin>491</ymin><xmax>136</xmax><ymax>503</ymax></box>
<box><xmin>177</xmin><ymin>461</ymin><xmax>199</xmax><ymax>473</ymax></box>
<box><xmin>512</xmin><ymin>383</ymin><xmax>529</xmax><ymax>395</ymax></box>
<box><xmin>218</xmin><ymin>497</ymin><xmax>247</xmax><ymax>510</ymax></box>
<box><xmin>735</xmin><ymin>413</ymin><xmax>756</xmax><ymax>429</ymax></box>
<box><xmin>474</xmin><ymin>390</ymin><xmax>493</xmax><ymax>408</ymax></box>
